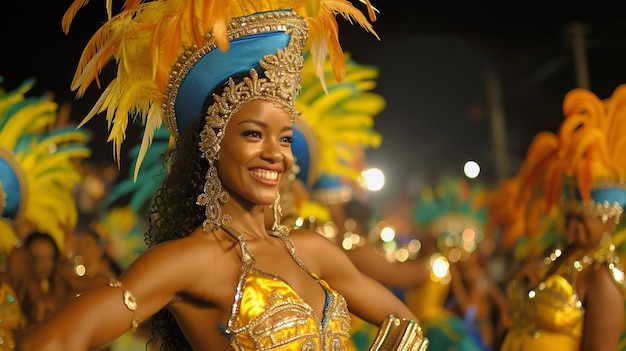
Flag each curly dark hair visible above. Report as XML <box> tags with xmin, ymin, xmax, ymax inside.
<box><xmin>145</xmin><ymin>117</ymin><xmax>207</xmax><ymax>248</ymax></box>
<box><xmin>144</xmin><ymin>116</ymin><xmax>207</xmax><ymax>351</ymax></box>
<box><xmin>143</xmin><ymin>72</ymin><xmax>265</xmax><ymax>350</ymax></box>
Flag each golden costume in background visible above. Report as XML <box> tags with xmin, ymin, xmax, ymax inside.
<box><xmin>501</xmin><ymin>240</ymin><xmax>625</xmax><ymax>351</ymax></box>
<box><xmin>0</xmin><ymin>281</ymin><xmax>20</xmax><ymax>350</ymax></box>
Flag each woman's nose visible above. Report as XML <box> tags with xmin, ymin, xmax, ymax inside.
<box><xmin>262</xmin><ymin>140</ymin><xmax>283</xmax><ymax>162</ymax></box>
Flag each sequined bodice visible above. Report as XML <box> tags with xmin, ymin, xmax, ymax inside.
<box><xmin>221</xmin><ymin>227</ymin><xmax>351</xmax><ymax>350</ymax></box>
<box><xmin>501</xmin><ymin>243</ymin><xmax>626</xmax><ymax>351</ymax></box>
<box><xmin>513</xmin><ymin>259</ymin><xmax>585</xmax><ymax>335</ymax></box>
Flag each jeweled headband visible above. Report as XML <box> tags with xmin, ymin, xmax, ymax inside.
<box><xmin>562</xmin><ymin>178</ymin><xmax>626</xmax><ymax>223</ymax></box>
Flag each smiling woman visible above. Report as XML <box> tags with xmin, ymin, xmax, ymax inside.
<box><xmin>17</xmin><ymin>0</ymin><xmax>429</xmax><ymax>350</ymax></box>
<box><xmin>213</xmin><ymin>100</ymin><xmax>295</xmax><ymax>206</ymax></box>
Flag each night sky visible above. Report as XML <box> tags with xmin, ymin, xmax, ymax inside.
<box><xmin>2</xmin><ymin>2</ymin><xmax>626</xmax><ymax>201</ymax></box>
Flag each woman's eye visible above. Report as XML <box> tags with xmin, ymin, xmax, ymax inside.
<box><xmin>281</xmin><ymin>136</ymin><xmax>294</xmax><ymax>144</ymax></box>
<box><xmin>242</xmin><ymin>130</ymin><xmax>262</xmax><ymax>138</ymax></box>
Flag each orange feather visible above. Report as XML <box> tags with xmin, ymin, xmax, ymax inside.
<box><xmin>62</xmin><ymin>0</ymin><xmax>92</xmax><ymax>34</ymax></box>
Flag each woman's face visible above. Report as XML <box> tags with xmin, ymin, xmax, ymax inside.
<box><xmin>76</xmin><ymin>232</ymin><xmax>103</xmax><ymax>267</ymax></box>
<box><xmin>28</xmin><ymin>239</ymin><xmax>57</xmax><ymax>280</ymax></box>
<box><xmin>218</xmin><ymin>100</ymin><xmax>294</xmax><ymax>206</ymax></box>
<box><xmin>564</xmin><ymin>212</ymin><xmax>614</xmax><ymax>248</ymax></box>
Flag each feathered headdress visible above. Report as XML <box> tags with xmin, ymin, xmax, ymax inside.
<box><xmin>555</xmin><ymin>85</ymin><xmax>626</xmax><ymax>220</ymax></box>
<box><xmin>412</xmin><ymin>177</ymin><xmax>487</xmax><ymax>261</ymax></box>
<box><xmin>487</xmin><ymin>84</ymin><xmax>626</xmax><ymax>256</ymax></box>
<box><xmin>485</xmin><ymin>130</ymin><xmax>563</xmax><ymax>252</ymax></box>
<box><xmin>292</xmin><ymin>51</ymin><xmax>384</xmax><ymax>207</ymax></box>
<box><xmin>524</xmin><ymin>85</ymin><xmax>626</xmax><ymax>220</ymax></box>
<box><xmin>62</xmin><ymin>0</ymin><xmax>379</xmax><ymax>181</ymax></box>
<box><xmin>0</xmin><ymin>78</ymin><xmax>91</xmax><ymax>254</ymax></box>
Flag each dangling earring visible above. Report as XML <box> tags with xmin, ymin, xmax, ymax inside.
<box><xmin>197</xmin><ymin>163</ymin><xmax>231</xmax><ymax>231</ymax></box>
<box><xmin>272</xmin><ymin>191</ymin><xmax>282</xmax><ymax>231</ymax></box>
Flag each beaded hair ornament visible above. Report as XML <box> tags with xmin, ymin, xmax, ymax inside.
<box><xmin>62</xmin><ymin>0</ymin><xmax>379</xmax><ymax>232</ymax></box>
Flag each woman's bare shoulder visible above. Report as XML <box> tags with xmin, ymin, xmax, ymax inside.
<box><xmin>287</xmin><ymin>228</ymin><xmax>336</xmax><ymax>247</ymax></box>
<box><xmin>120</xmin><ymin>228</ymin><xmax>241</xmax><ymax>300</ymax></box>
<box><xmin>128</xmin><ymin>228</ymin><xmax>238</xmax><ymax>276</ymax></box>
<box><xmin>286</xmin><ymin>228</ymin><xmax>349</xmax><ymax>272</ymax></box>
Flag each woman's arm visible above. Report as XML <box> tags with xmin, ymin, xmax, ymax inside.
<box><xmin>580</xmin><ymin>263</ymin><xmax>624</xmax><ymax>351</ymax></box>
<box><xmin>343</xmin><ymin>244</ymin><xmax>430</xmax><ymax>289</ymax></box>
<box><xmin>18</xmin><ymin>238</ymin><xmax>203</xmax><ymax>351</ymax></box>
<box><xmin>448</xmin><ymin>262</ymin><xmax>472</xmax><ymax>313</ymax></box>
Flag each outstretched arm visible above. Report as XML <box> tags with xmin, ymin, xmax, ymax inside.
<box><xmin>343</xmin><ymin>245</ymin><xmax>430</xmax><ymax>289</ymax></box>
<box><xmin>18</xmin><ymin>239</ymin><xmax>200</xmax><ymax>350</ymax></box>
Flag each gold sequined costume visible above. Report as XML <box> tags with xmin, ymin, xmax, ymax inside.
<box><xmin>221</xmin><ymin>226</ymin><xmax>351</xmax><ymax>350</ymax></box>
<box><xmin>0</xmin><ymin>281</ymin><xmax>20</xmax><ymax>350</ymax></box>
<box><xmin>501</xmin><ymin>241</ymin><xmax>625</xmax><ymax>350</ymax></box>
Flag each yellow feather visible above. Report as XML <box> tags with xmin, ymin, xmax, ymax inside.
<box><xmin>153</xmin><ymin>10</ymin><xmax>184</xmax><ymax>90</ymax></box>
<box><xmin>122</xmin><ymin>0</ymin><xmax>142</xmax><ymax>11</ymax></box>
<box><xmin>1</xmin><ymin>78</ymin><xmax>89</xmax><ymax>258</ymax></box>
<box><xmin>306</xmin><ymin>0</ymin><xmax>320</xmax><ymax>16</ymax></box>
<box><xmin>564</xmin><ymin>128</ymin><xmax>609</xmax><ymax>175</ymax></box>
<box><xmin>356</xmin><ymin>0</ymin><xmax>378</xmax><ymax>22</ymax></box>
<box><xmin>0</xmin><ymin>79</ymin><xmax>33</xmax><ymax>117</ymax></box>
<box><xmin>0</xmin><ymin>220</ymin><xmax>17</xmax><ymax>256</ymax></box>
<box><xmin>186</xmin><ymin>0</ymin><xmax>205</xmax><ymax>46</ymax></box>
<box><xmin>134</xmin><ymin>106</ymin><xmax>164</xmax><ymax>181</ymax></box>
<box><xmin>106</xmin><ymin>0</ymin><xmax>113</xmax><ymax>19</ymax></box>
<box><xmin>310</xmin><ymin>85</ymin><xmax>353</xmax><ymax>112</ymax></box>
<box><xmin>0</xmin><ymin>101</ymin><xmax>57</xmax><ymax>148</ymax></box>
<box><xmin>605</xmin><ymin>86</ymin><xmax>626</xmax><ymax>157</ymax></box>
<box><xmin>556</xmin><ymin>113</ymin><xmax>589</xmax><ymax>157</ymax></box>
<box><xmin>211</xmin><ymin>0</ymin><xmax>230</xmax><ymax>51</ymax></box>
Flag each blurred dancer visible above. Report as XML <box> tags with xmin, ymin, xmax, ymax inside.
<box><xmin>492</xmin><ymin>85</ymin><xmax>626</xmax><ymax>351</ymax></box>
<box><xmin>0</xmin><ymin>77</ymin><xmax>90</xmax><ymax>347</ymax></box>
<box><xmin>409</xmin><ymin>177</ymin><xmax>494</xmax><ymax>350</ymax></box>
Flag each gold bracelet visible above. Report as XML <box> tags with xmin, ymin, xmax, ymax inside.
<box><xmin>109</xmin><ymin>278</ymin><xmax>139</xmax><ymax>333</ymax></box>
<box><xmin>369</xmin><ymin>315</ymin><xmax>429</xmax><ymax>351</ymax></box>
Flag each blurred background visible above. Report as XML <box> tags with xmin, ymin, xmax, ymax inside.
<box><xmin>2</xmin><ymin>2</ymin><xmax>626</xmax><ymax>198</ymax></box>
